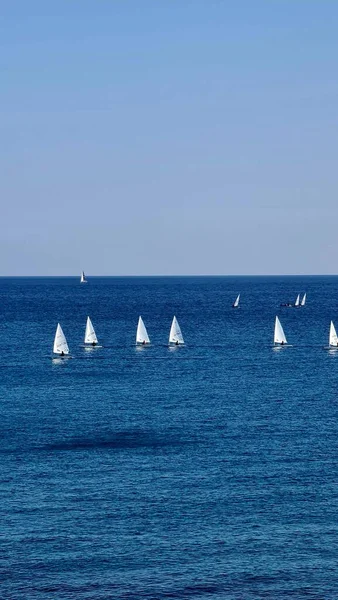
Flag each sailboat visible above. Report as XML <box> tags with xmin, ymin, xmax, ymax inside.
<box><xmin>169</xmin><ymin>316</ymin><xmax>184</xmax><ymax>346</ymax></box>
<box><xmin>301</xmin><ymin>293</ymin><xmax>306</xmax><ymax>306</ymax></box>
<box><xmin>274</xmin><ymin>316</ymin><xmax>287</xmax><ymax>346</ymax></box>
<box><xmin>136</xmin><ymin>316</ymin><xmax>150</xmax><ymax>345</ymax></box>
<box><xmin>232</xmin><ymin>294</ymin><xmax>240</xmax><ymax>308</ymax></box>
<box><xmin>53</xmin><ymin>323</ymin><xmax>70</xmax><ymax>356</ymax></box>
<box><xmin>294</xmin><ymin>294</ymin><xmax>300</xmax><ymax>308</ymax></box>
<box><xmin>329</xmin><ymin>321</ymin><xmax>338</xmax><ymax>347</ymax></box>
<box><xmin>84</xmin><ymin>316</ymin><xmax>98</xmax><ymax>346</ymax></box>
<box><xmin>80</xmin><ymin>271</ymin><xmax>87</xmax><ymax>284</ymax></box>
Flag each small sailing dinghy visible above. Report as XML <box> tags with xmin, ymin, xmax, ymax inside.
<box><xmin>232</xmin><ymin>294</ymin><xmax>240</xmax><ymax>308</ymax></box>
<box><xmin>80</xmin><ymin>270</ymin><xmax>87</xmax><ymax>283</ymax></box>
<box><xmin>329</xmin><ymin>321</ymin><xmax>338</xmax><ymax>347</ymax></box>
<box><xmin>301</xmin><ymin>293</ymin><xmax>306</xmax><ymax>307</ymax></box>
<box><xmin>169</xmin><ymin>316</ymin><xmax>184</xmax><ymax>346</ymax></box>
<box><xmin>274</xmin><ymin>316</ymin><xmax>287</xmax><ymax>346</ymax></box>
<box><xmin>294</xmin><ymin>294</ymin><xmax>300</xmax><ymax>308</ymax></box>
<box><xmin>84</xmin><ymin>316</ymin><xmax>98</xmax><ymax>346</ymax></box>
<box><xmin>53</xmin><ymin>323</ymin><xmax>70</xmax><ymax>356</ymax></box>
<box><xmin>136</xmin><ymin>316</ymin><xmax>150</xmax><ymax>345</ymax></box>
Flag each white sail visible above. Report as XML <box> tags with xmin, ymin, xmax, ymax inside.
<box><xmin>80</xmin><ymin>270</ymin><xmax>87</xmax><ymax>283</ymax></box>
<box><xmin>53</xmin><ymin>323</ymin><xmax>69</xmax><ymax>355</ymax></box>
<box><xmin>301</xmin><ymin>293</ymin><xmax>306</xmax><ymax>306</ymax></box>
<box><xmin>136</xmin><ymin>316</ymin><xmax>150</xmax><ymax>345</ymax></box>
<box><xmin>294</xmin><ymin>294</ymin><xmax>300</xmax><ymax>307</ymax></box>
<box><xmin>233</xmin><ymin>294</ymin><xmax>240</xmax><ymax>308</ymax></box>
<box><xmin>84</xmin><ymin>316</ymin><xmax>98</xmax><ymax>345</ymax></box>
<box><xmin>169</xmin><ymin>316</ymin><xmax>184</xmax><ymax>345</ymax></box>
<box><xmin>329</xmin><ymin>321</ymin><xmax>338</xmax><ymax>347</ymax></box>
<box><xmin>274</xmin><ymin>316</ymin><xmax>287</xmax><ymax>345</ymax></box>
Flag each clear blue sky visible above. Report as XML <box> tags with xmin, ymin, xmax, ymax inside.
<box><xmin>1</xmin><ymin>1</ymin><xmax>338</xmax><ymax>275</ymax></box>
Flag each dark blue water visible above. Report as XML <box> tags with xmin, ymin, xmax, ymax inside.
<box><xmin>1</xmin><ymin>276</ymin><xmax>338</xmax><ymax>599</ymax></box>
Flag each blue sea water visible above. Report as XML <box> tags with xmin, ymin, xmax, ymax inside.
<box><xmin>1</xmin><ymin>276</ymin><xmax>338</xmax><ymax>600</ymax></box>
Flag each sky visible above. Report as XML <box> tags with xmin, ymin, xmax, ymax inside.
<box><xmin>1</xmin><ymin>1</ymin><xmax>338</xmax><ymax>275</ymax></box>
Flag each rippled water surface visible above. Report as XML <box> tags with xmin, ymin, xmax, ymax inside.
<box><xmin>1</xmin><ymin>276</ymin><xmax>338</xmax><ymax>599</ymax></box>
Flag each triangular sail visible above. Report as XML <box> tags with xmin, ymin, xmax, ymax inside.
<box><xmin>169</xmin><ymin>316</ymin><xmax>184</xmax><ymax>345</ymax></box>
<box><xmin>329</xmin><ymin>321</ymin><xmax>338</xmax><ymax>347</ymax></box>
<box><xmin>136</xmin><ymin>316</ymin><xmax>150</xmax><ymax>345</ymax></box>
<box><xmin>233</xmin><ymin>294</ymin><xmax>240</xmax><ymax>308</ymax></box>
<box><xmin>274</xmin><ymin>316</ymin><xmax>287</xmax><ymax>345</ymax></box>
<box><xmin>80</xmin><ymin>271</ymin><xmax>87</xmax><ymax>283</ymax></box>
<box><xmin>84</xmin><ymin>316</ymin><xmax>98</xmax><ymax>345</ymax></box>
<box><xmin>301</xmin><ymin>293</ymin><xmax>306</xmax><ymax>306</ymax></box>
<box><xmin>53</xmin><ymin>323</ymin><xmax>69</xmax><ymax>355</ymax></box>
<box><xmin>294</xmin><ymin>294</ymin><xmax>300</xmax><ymax>307</ymax></box>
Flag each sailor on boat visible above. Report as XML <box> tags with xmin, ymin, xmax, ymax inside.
<box><xmin>53</xmin><ymin>323</ymin><xmax>70</xmax><ymax>356</ymax></box>
<box><xmin>84</xmin><ymin>317</ymin><xmax>98</xmax><ymax>346</ymax></box>
<box><xmin>136</xmin><ymin>317</ymin><xmax>150</xmax><ymax>346</ymax></box>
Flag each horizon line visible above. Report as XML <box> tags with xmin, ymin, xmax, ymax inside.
<box><xmin>0</xmin><ymin>274</ymin><xmax>337</xmax><ymax>278</ymax></box>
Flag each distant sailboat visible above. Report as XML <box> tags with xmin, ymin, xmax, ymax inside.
<box><xmin>301</xmin><ymin>293</ymin><xmax>306</xmax><ymax>306</ymax></box>
<box><xmin>136</xmin><ymin>316</ymin><xmax>150</xmax><ymax>345</ymax></box>
<box><xmin>80</xmin><ymin>271</ymin><xmax>87</xmax><ymax>284</ymax></box>
<box><xmin>232</xmin><ymin>294</ymin><xmax>240</xmax><ymax>308</ymax></box>
<box><xmin>329</xmin><ymin>321</ymin><xmax>338</xmax><ymax>347</ymax></box>
<box><xmin>84</xmin><ymin>316</ymin><xmax>98</xmax><ymax>346</ymax></box>
<box><xmin>53</xmin><ymin>323</ymin><xmax>70</xmax><ymax>355</ymax></box>
<box><xmin>274</xmin><ymin>316</ymin><xmax>287</xmax><ymax>346</ymax></box>
<box><xmin>169</xmin><ymin>316</ymin><xmax>184</xmax><ymax>345</ymax></box>
<box><xmin>294</xmin><ymin>294</ymin><xmax>300</xmax><ymax>307</ymax></box>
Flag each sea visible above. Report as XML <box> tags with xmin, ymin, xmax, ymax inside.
<box><xmin>1</xmin><ymin>275</ymin><xmax>338</xmax><ymax>600</ymax></box>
